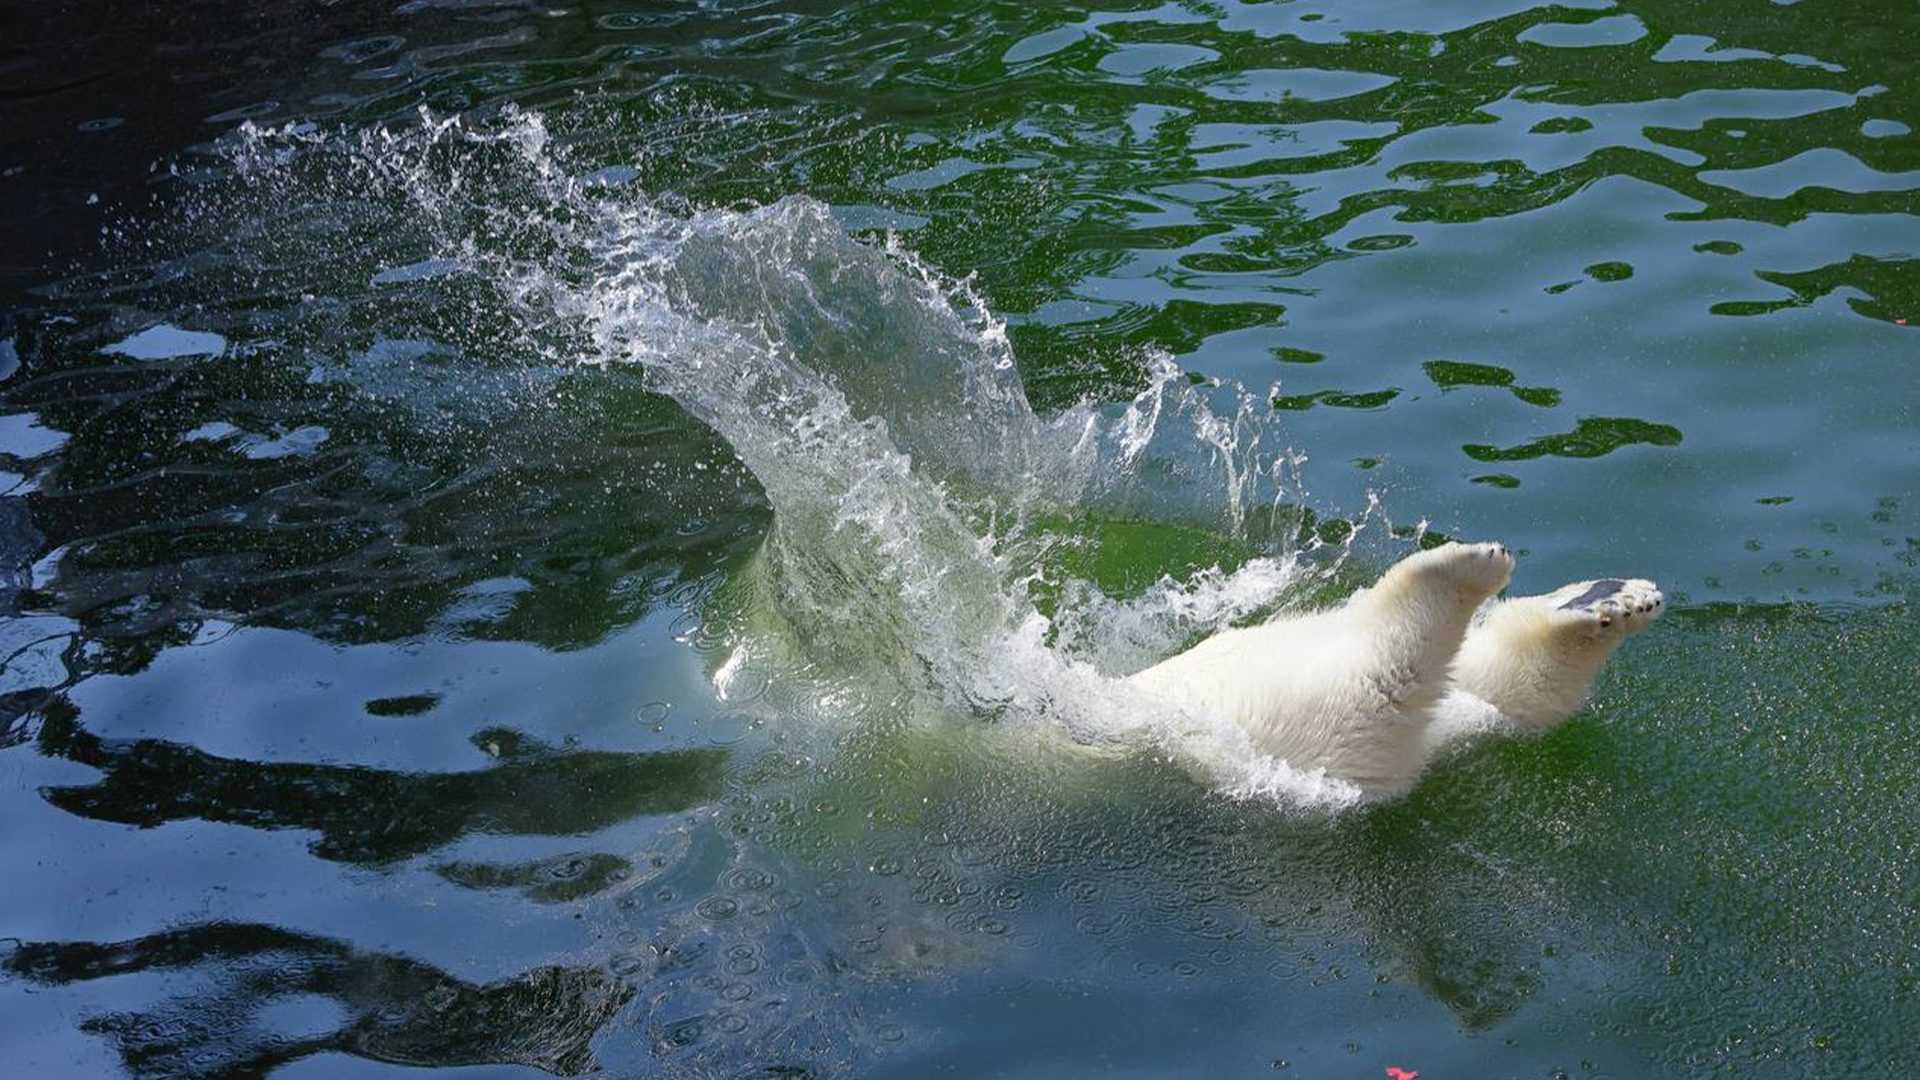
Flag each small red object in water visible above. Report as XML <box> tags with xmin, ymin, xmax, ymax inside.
<box><xmin>1387</xmin><ymin>1069</ymin><xmax>1419</xmax><ymax>1080</ymax></box>
<box><xmin>1898</xmin><ymin>318</ymin><xmax>1908</xmax><ymax>325</ymax></box>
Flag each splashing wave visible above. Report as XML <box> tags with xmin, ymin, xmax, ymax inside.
<box><xmin>224</xmin><ymin>108</ymin><xmax>1389</xmax><ymax>807</ymax></box>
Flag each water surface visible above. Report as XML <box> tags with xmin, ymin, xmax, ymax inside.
<box><xmin>3</xmin><ymin>1</ymin><xmax>1917</xmax><ymax>1077</ymax></box>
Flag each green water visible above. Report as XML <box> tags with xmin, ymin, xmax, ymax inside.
<box><xmin>3</xmin><ymin>1</ymin><xmax>1917</xmax><ymax>1077</ymax></box>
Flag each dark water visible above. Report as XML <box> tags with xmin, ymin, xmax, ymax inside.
<box><xmin>3</xmin><ymin>1</ymin><xmax>1918</xmax><ymax>1077</ymax></box>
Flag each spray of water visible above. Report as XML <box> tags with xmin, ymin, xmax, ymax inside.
<box><xmin>220</xmin><ymin>108</ymin><xmax>1386</xmax><ymax>807</ymax></box>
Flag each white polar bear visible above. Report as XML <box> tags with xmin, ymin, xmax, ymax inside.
<box><xmin>1126</xmin><ymin>541</ymin><xmax>1662</xmax><ymax>796</ymax></box>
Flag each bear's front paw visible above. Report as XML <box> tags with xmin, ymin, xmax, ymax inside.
<box><xmin>1411</xmin><ymin>540</ymin><xmax>1515</xmax><ymax>593</ymax></box>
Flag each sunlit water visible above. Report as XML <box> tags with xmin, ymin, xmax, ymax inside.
<box><xmin>3</xmin><ymin>2</ymin><xmax>1917</xmax><ymax>1078</ymax></box>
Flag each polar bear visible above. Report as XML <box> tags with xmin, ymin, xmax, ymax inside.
<box><xmin>1126</xmin><ymin>541</ymin><xmax>1662</xmax><ymax>795</ymax></box>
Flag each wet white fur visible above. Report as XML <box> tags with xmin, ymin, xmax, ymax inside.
<box><xmin>1127</xmin><ymin>542</ymin><xmax>1661</xmax><ymax>796</ymax></box>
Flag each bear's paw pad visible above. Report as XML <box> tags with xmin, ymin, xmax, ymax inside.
<box><xmin>1552</xmin><ymin>578</ymin><xmax>1663</xmax><ymax>636</ymax></box>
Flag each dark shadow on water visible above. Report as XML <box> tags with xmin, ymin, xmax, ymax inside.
<box><xmin>436</xmin><ymin>852</ymin><xmax>639</xmax><ymax>905</ymax></box>
<box><xmin>35</xmin><ymin>698</ymin><xmax>727</xmax><ymax>865</ymax></box>
<box><xmin>1711</xmin><ymin>254</ymin><xmax>1920</xmax><ymax>324</ymax></box>
<box><xmin>1270</xmin><ymin>387</ymin><xmax>1401</xmax><ymax>411</ymax></box>
<box><xmin>1423</xmin><ymin>360</ymin><xmax>1561</xmax><ymax>408</ymax></box>
<box><xmin>1463</xmin><ymin>416</ymin><xmax>1683</xmax><ymax>463</ymax></box>
<box><xmin>363</xmin><ymin>693</ymin><xmax>440</xmax><ymax>717</ymax></box>
<box><xmin>2</xmin><ymin>921</ymin><xmax>630</xmax><ymax>1078</ymax></box>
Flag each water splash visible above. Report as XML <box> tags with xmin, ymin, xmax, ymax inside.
<box><xmin>220</xmin><ymin>108</ymin><xmax>1377</xmax><ymax>807</ymax></box>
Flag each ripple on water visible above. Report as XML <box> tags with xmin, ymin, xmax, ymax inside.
<box><xmin>7</xmin><ymin>1</ymin><xmax>1919</xmax><ymax>1078</ymax></box>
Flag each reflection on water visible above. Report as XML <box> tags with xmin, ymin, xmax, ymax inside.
<box><xmin>0</xmin><ymin>343</ymin><xmax>764</xmax><ymax>651</ymax></box>
<box><xmin>3</xmin><ymin>0</ymin><xmax>1918</xmax><ymax>1077</ymax></box>
<box><xmin>36</xmin><ymin>699</ymin><xmax>725</xmax><ymax>865</ymax></box>
<box><xmin>6</xmin><ymin>922</ymin><xmax>629</xmax><ymax>1077</ymax></box>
